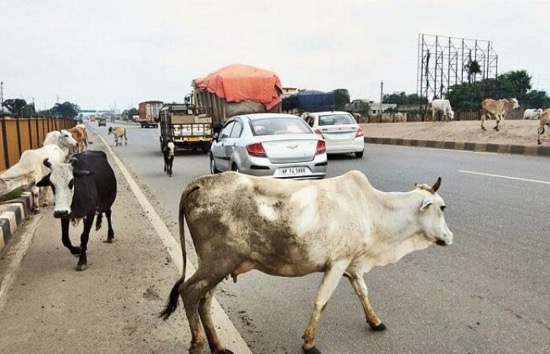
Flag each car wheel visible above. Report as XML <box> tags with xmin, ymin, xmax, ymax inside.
<box><xmin>355</xmin><ymin>151</ymin><xmax>364</xmax><ymax>158</ymax></box>
<box><xmin>231</xmin><ymin>163</ymin><xmax>239</xmax><ymax>173</ymax></box>
<box><xmin>209</xmin><ymin>154</ymin><xmax>219</xmax><ymax>174</ymax></box>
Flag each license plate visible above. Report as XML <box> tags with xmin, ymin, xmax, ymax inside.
<box><xmin>185</xmin><ymin>137</ymin><xmax>201</xmax><ymax>142</ymax></box>
<box><xmin>276</xmin><ymin>167</ymin><xmax>309</xmax><ymax>177</ymax></box>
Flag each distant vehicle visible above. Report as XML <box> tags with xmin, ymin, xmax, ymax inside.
<box><xmin>138</xmin><ymin>101</ymin><xmax>163</xmax><ymax>128</ymax></box>
<box><xmin>210</xmin><ymin>113</ymin><xmax>327</xmax><ymax>179</ymax></box>
<box><xmin>303</xmin><ymin>111</ymin><xmax>364</xmax><ymax>158</ymax></box>
<box><xmin>158</xmin><ymin>103</ymin><xmax>212</xmax><ymax>154</ymax></box>
<box><xmin>98</xmin><ymin>118</ymin><xmax>107</xmax><ymax>127</ymax></box>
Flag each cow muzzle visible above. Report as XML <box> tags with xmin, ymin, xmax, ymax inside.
<box><xmin>435</xmin><ymin>231</ymin><xmax>453</xmax><ymax>246</ymax></box>
<box><xmin>53</xmin><ymin>210</ymin><xmax>70</xmax><ymax>219</ymax></box>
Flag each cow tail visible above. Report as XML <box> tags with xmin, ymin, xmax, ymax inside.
<box><xmin>159</xmin><ymin>185</ymin><xmax>198</xmax><ymax>320</ymax></box>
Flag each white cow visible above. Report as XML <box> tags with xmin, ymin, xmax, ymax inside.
<box><xmin>523</xmin><ymin>108</ymin><xmax>543</xmax><ymax>120</ymax></box>
<box><xmin>431</xmin><ymin>99</ymin><xmax>454</xmax><ymax>122</ymax></box>
<box><xmin>0</xmin><ymin>144</ymin><xmax>66</xmax><ymax>212</ymax></box>
<box><xmin>43</xmin><ymin>129</ymin><xmax>78</xmax><ymax>159</ymax></box>
<box><xmin>161</xmin><ymin>171</ymin><xmax>453</xmax><ymax>354</ymax></box>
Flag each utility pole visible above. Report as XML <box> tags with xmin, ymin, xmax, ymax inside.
<box><xmin>380</xmin><ymin>81</ymin><xmax>384</xmax><ymax>114</ymax></box>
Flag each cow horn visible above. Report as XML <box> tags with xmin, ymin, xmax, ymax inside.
<box><xmin>43</xmin><ymin>158</ymin><xmax>52</xmax><ymax>168</ymax></box>
<box><xmin>432</xmin><ymin>177</ymin><xmax>442</xmax><ymax>192</ymax></box>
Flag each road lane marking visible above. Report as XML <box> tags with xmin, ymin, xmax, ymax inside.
<box><xmin>459</xmin><ymin>170</ymin><xmax>550</xmax><ymax>185</ymax></box>
<box><xmin>95</xmin><ymin>132</ymin><xmax>253</xmax><ymax>354</ymax></box>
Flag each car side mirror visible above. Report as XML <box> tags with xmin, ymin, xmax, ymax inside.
<box><xmin>212</xmin><ymin>132</ymin><xmax>219</xmax><ymax>141</ymax></box>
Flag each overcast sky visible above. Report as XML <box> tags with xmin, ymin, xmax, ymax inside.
<box><xmin>1</xmin><ymin>0</ymin><xmax>548</xmax><ymax>111</ymax></box>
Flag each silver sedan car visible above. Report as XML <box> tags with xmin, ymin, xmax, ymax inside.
<box><xmin>210</xmin><ymin>113</ymin><xmax>327</xmax><ymax>179</ymax></box>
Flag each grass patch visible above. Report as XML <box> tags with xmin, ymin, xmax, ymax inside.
<box><xmin>0</xmin><ymin>187</ymin><xmax>25</xmax><ymax>203</ymax></box>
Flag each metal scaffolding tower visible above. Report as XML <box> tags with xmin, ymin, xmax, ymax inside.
<box><xmin>417</xmin><ymin>34</ymin><xmax>499</xmax><ymax>104</ymax></box>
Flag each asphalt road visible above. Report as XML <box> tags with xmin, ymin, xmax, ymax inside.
<box><xmin>91</xmin><ymin>122</ymin><xmax>550</xmax><ymax>354</ymax></box>
<box><xmin>2</xmin><ymin>121</ymin><xmax>548</xmax><ymax>354</ymax></box>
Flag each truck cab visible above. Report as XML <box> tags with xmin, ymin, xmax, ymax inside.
<box><xmin>158</xmin><ymin>103</ymin><xmax>212</xmax><ymax>154</ymax></box>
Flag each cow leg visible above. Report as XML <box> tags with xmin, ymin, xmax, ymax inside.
<box><xmin>104</xmin><ymin>210</ymin><xmax>115</xmax><ymax>242</ymax></box>
<box><xmin>199</xmin><ymin>288</ymin><xmax>233</xmax><ymax>354</ymax></box>
<box><xmin>481</xmin><ymin>114</ymin><xmax>486</xmax><ymax>131</ymax></box>
<box><xmin>346</xmin><ymin>275</ymin><xmax>386</xmax><ymax>331</ymax></box>
<box><xmin>76</xmin><ymin>214</ymin><xmax>95</xmax><ymax>271</ymax></box>
<box><xmin>95</xmin><ymin>212</ymin><xmax>103</xmax><ymax>230</ymax></box>
<box><xmin>302</xmin><ymin>261</ymin><xmax>349</xmax><ymax>353</ymax></box>
<box><xmin>183</xmin><ymin>266</ymin><xmax>234</xmax><ymax>354</ymax></box>
<box><xmin>494</xmin><ymin>115</ymin><xmax>501</xmax><ymax>131</ymax></box>
<box><xmin>61</xmin><ymin>217</ymin><xmax>80</xmax><ymax>255</ymax></box>
<box><xmin>31</xmin><ymin>185</ymin><xmax>40</xmax><ymax>213</ymax></box>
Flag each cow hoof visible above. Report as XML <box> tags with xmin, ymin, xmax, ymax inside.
<box><xmin>370</xmin><ymin>322</ymin><xmax>387</xmax><ymax>331</ymax></box>
<box><xmin>303</xmin><ymin>346</ymin><xmax>322</xmax><ymax>354</ymax></box>
<box><xmin>215</xmin><ymin>350</ymin><xmax>234</xmax><ymax>354</ymax></box>
<box><xmin>103</xmin><ymin>238</ymin><xmax>116</xmax><ymax>243</ymax></box>
<box><xmin>76</xmin><ymin>263</ymin><xmax>88</xmax><ymax>271</ymax></box>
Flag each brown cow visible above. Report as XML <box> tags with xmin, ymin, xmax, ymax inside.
<box><xmin>68</xmin><ymin>124</ymin><xmax>92</xmax><ymax>153</ymax></box>
<box><xmin>481</xmin><ymin>98</ymin><xmax>520</xmax><ymax>131</ymax></box>
<box><xmin>537</xmin><ymin>109</ymin><xmax>550</xmax><ymax>145</ymax></box>
<box><xmin>108</xmin><ymin>126</ymin><xmax>127</xmax><ymax>146</ymax></box>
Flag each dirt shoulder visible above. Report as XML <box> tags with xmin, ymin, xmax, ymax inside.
<box><xmin>360</xmin><ymin>119</ymin><xmax>545</xmax><ymax>146</ymax></box>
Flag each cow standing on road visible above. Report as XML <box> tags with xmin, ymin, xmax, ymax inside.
<box><xmin>161</xmin><ymin>171</ymin><xmax>453</xmax><ymax>354</ymax></box>
<box><xmin>161</xmin><ymin>138</ymin><xmax>175</xmax><ymax>177</ymax></box>
<box><xmin>37</xmin><ymin>150</ymin><xmax>117</xmax><ymax>271</ymax></box>
<box><xmin>68</xmin><ymin>124</ymin><xmax>93</xmax><ymax>153</ymax></box>
<box><xmin>108</xmin><ymin>126</ymin><xmax>127</xmax><ymax>146</ymax></box>
<box><xmin>481</xmin><ymin>98</ymin><xmax>520</xmax><ymax>131</ymax></box>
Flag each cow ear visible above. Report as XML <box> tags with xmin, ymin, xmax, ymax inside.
<box><xmin>36</xmin><ymin>174</ymin><xmax>51</xmax><ymax>187</ymax></box>
<box><xmin>73</xmin><ymin>169</ymin><xmax>94</xmax><ymax>178</ymax></box>
<box><xmin>420</xmin><ymin>198</ymin><xmax>433</xmax><ymax>212</ymax></box>
<box><xmin>43</xmin><ymin>158</ymin><xmax>52</xmax><ymax>169</ymax></box>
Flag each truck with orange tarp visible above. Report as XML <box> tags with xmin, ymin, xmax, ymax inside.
<box><xmin>159</xmin><ymin>64</ymin><xmax>283</xmax><ymax>153</ymax></box>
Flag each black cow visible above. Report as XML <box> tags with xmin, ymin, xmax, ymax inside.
<box><xmin>37</xmin><ymin>150</ymin><xmax>117</xmax><ymax>271</ymax></box>
<box><xmin>161</xmin><ymin>139</ymin><xmax>175</xmax><ymax>177</ymax></box>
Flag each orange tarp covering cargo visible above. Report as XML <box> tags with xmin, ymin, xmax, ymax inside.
<box><xmin>194</xmin><ymin>64</ymin><xmax>283</xmax><ymax>110</ymax></box>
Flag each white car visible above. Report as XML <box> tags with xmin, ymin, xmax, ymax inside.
<box><xmin>210</xmin><ymin>113</ymin><xmax>327</xmax><ymax>179</ymax></box>
<box><xmin>303</xmin><ymin>111</ymin><xmax>365</xmax><ymax>158</ymax></box>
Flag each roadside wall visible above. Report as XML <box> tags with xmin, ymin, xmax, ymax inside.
<box><xmin>0</xmin><ymin>117</ymin><xmax>75</xmax><ymax>171</ymax></box>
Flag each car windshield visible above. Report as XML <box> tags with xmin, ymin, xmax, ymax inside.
<box><xmin>251</xmin><ymin>117</ymin><xmax>312</xmax><ymax>136</ymax></box>
<box><xmin>318</xmin><ymin>114</ymin><xmax>355</xmax><ymax>126</ymax></box>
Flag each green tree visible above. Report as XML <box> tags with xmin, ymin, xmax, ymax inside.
<box><xmin>466</xmin><ymin>59</ymin><xmax>482</xmax><ymax>84</ymax></box>
<box><xmin>333</xmin><ymin>89</ymin><xmax>350</xmax><ymax>110</ymax></box>
<box><xmin>2</xmin><ymin>98</ymin><xmax>28</xmax><ymax>117</ymax></box>
<box><xmin>51</xmin><ymin>101</ymin><xmax>80</xmax><ymax>118</ymax></box>
<box><xmin>383</xmin><ymin>92</ymin><xmax>427</xmax><ymax>105</ymax></box>
<box><xmin>122</xmin><ymin>107</ymin><xmax>138</xmax><ymax>121</ymax></box>
<box><xmin>447</xmin><ymin>69</ymin><xmax>541</xmax><ymax>111</ymax></box>
<box><xmin>525</xmin><ymin>90</ymin><xmax>548</xmax><ymax>109</ymax></box>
